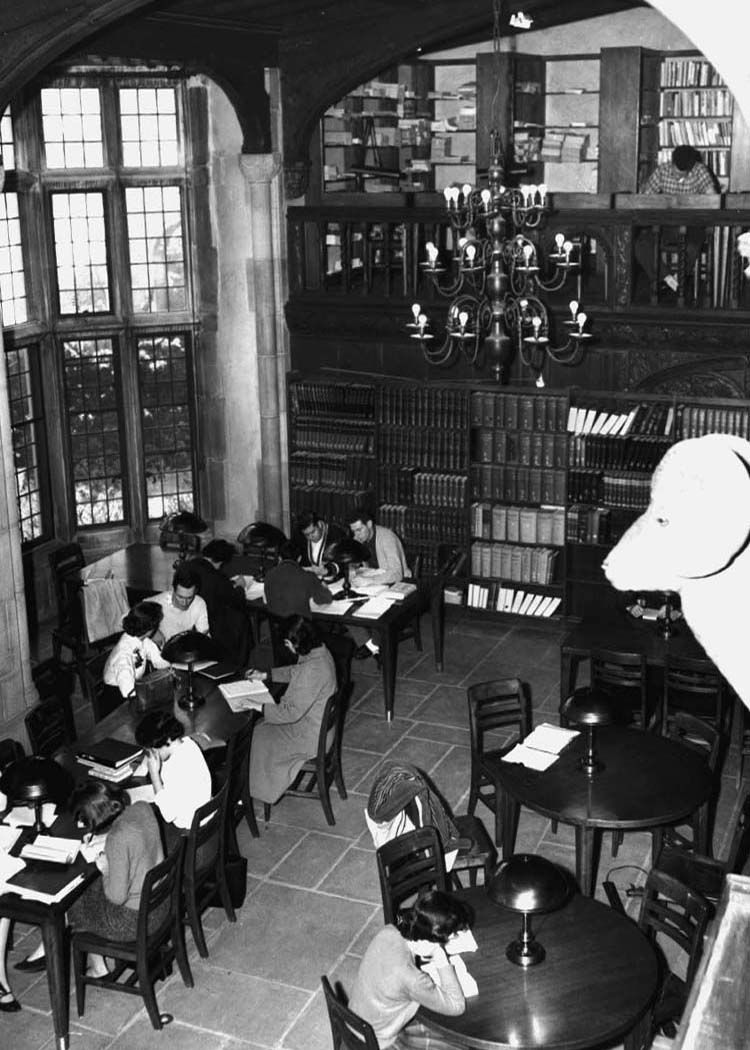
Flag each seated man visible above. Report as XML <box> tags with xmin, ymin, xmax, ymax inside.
<box><xmin>347</xmin><ymin>505</ymin><xmax>410</xmax><ymax>664</ymax></box>
<box><xmin>189</xmin><ymin>538</ymin><xmax>251</xmax><ymax>665</ymax></box>
<box><xmin>264</xmin><ymin>541</ymin><xmax>334</xmax><ymax>620</ymax></box>
<box><xmin>294</xmin><ymin>510</ymin><xmax>347</xmax><ymax>574</ymax></box>
<box><xmin>152</xmin><ymin>563</ymin><xmax>209</xmax><ymax>645</ymax></box>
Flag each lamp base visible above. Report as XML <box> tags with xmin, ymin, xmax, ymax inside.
<box><xmin>579</xmin><ymin>757</ymin><xmax>605</xmax><ymax>776</ymax></box>
<box><xmin>178</xmin><ymin>691</ymin><xmax>205</xmax><ymax>712</ymax></box>
<box><xmin>505</xmin><ymin>937</ymin><xmax>545</xmax><ymax>967</ymax></box>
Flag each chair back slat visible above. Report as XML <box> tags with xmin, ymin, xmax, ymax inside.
<box><xmin>467</xmin><ymin>678</ymin><xmax>530</xmax><ymax>753</ymax></box>
<box><xmin>376</xmin><ymin>826</ymin><xmax>447</xmax><ymax>924</ymax></box>
<box><xmin>185</xmin><ymin>783</ymin><xmax>227</xmax><ymax>884</ymax></box>
<box><xmin>590</xmin><ymin>648</ymin><xmax>649</xmax><ymax>727</ymax></box>
<box><xmin>137</xmin><ymin>840</ymin><xmax>184</xmax><ymax>946</ymax></box>
<box><xmin>638</xmin><ymin>868</ymin><xmax>710</xmax><ymax>991</ymax></box>
<box><xmin>663</xmin><ymin>654</ymin><xmax>727</xmax><ymax>731</ymax></box>
<box><xmin>24</xmin><ymin>696</ymin><xmax>76</xmax><ymax>756</ymax></box>
<box><xmin>726</xmin><ymin>791</ymin><xmax>750</xmax><ymax>873</ymax></box>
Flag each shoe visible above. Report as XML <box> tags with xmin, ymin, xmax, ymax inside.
<box><xmin>14</xmin><ymin>955</ymin><xmax>46</xmax><ymax>973</ymax></box>
<box><xmin>353</xmin><ymin>644</ymin><xmax>371</xmax><ymax>661</ymax></box>
<box><xmin>0</xmin><ymin>983</ymin><xmax>21</xmax><ymax>1012</ymax></box>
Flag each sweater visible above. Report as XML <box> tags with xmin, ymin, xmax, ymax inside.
<box><xmin>102</xmin><ymin>801</ymin><xmax>164</xmax><ymax>910</ymax></box>
<box><xmin>349</xmin><ymin>926</ymin><xmax>464</xmax><ymax>1048</ymax></box>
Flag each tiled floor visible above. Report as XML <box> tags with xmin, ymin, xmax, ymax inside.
<box><xmin>8</xmin><ymin>612</ymin><xmax>748</xmax><ymax>1050</ymax></box>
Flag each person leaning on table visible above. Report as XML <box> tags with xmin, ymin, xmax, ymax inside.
<box><xmin>349</xmin><ymin>890</ymin><xmax>471</xmax><ymax>1050</ymax></box>
<box><xmin>102</xmin><ymin>600</ymin><xmax>172</xmax><ymax>705</ymax></box>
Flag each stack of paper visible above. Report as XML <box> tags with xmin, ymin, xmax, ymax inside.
<box><xmin>502</xmin><ymin>723</ymin><xmax>580</xmax><ymax>771</ymax></box>
<box><xmin>352</xmin><ymin>595</ymin><xmax>395</xmax><ymax>619</ymax></box>
<box><xmin>20</xmin><ymin>835</ymin><xmax>80</xmax><ymax>864</ymax></box>
<box><xmin>219</xmin><ymin>678</ymin><xmax>273</xmax><ymax>712</ymax></box>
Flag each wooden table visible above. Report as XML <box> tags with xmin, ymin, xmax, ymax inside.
<box><xmin>560</xmin><ymin>612</ymin><xmax>708</xmax><ymax>704</ymax></box>
<box><xmin>419</xmin><ymin>885</ymin><xmax>658</xmax><ymax>1050</ymax></box>
<box><xmin>489</xmin><ymin>726</ymin><xmax>713</xmax><ymax>896</ymax></box>
<box><xmin>85</xmin><ymin>543</ymin><xmax>445</xmax><ymax>721</ymax></box>
<box><xmin>0</xmin><ymin>677</ymin><xmax>247</xmax><ymax>1049</ymax></box>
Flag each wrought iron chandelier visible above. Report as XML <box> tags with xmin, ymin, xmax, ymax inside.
<box><xmin>407</xmin><ymin>2</ymin><xmax>591</xmax><ymax>384</ymax></box>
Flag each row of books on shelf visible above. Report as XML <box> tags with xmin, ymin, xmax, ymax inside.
<box><xmin>466</xmin><ymin>582</ymin><xmax>561</xmax><ymax>618</ymax></box>
<box><xmin>471</xmin><ymin>428</ymin><xmax>568</xmax><ymax>469</ymax></box>
<box><xmin>289</xmin><ymin>380</ymin><xmax>375</xmax><ymax>419</ymax></box>
<box><xmin>659</xmin><ymin>58</ymin><xmax>727</xmax><ymax>88</ymax></box>
<box><xmin>377</xmin><ymin>503</ymin><xmax>466</xmax><ymax>548</ymax></box>
<box><xmin>471</xmin><ymin>502</ymin><xmax>566</xmax><ymax>547</ymax></box>
<box><xmin>471</xmin><ymin>464</ymin><xmax>567</xmax><ymax>506</ymax></box>
<box><xmin>289</xmin><ymin>452</ymin><xmax>374</xmax><ymax>491</ymax></box>
<box><xmin>380</xmin><ymin>466</ymin><xmax>420</xmax><ymax>505</ymax></box>
<box><xmin>568</xmin><ymin>469</ymin><xmax>651</xmax><ymax>510</ymax></box>
<box><xmin>659</xmin><ymin>120</ymin><xmax>731</xmax><ymax>148</ymax></box>
<box><xmin>471</xmin><ymin>541</ymin><xmax>559</xmax><ymax>585</ymax></box>
<box><xmin>410</xmin><ymin>471</ymin><xmax>468</xmax><ymax>509</ymax></box>
<box><xmin>567</xmin><ymin>401</ymin><xmax>673</xmax><ymax>438</ymax></box>
<box><xmin>566</xmin><ymin>504</ymin><xmax>613</xmax><ymax>545</ymax></box>
<box><xmin>379</xmin><ymin>386</ymin><xmax>469</xmax><ymax>428</ymax></box>
<box><xmin>470</xmin><ymin>391</ymin><xmax>568</xmax><ymax>433</ymax></box>
<box><xmin>290</xmin><ymin>486</ymin><xmax>371</xmax><ymax>525</ymax></box>
<box><xmin>539</xmin><ymin>132</ymin><xmax>590</xmax><ymax>163</ymax></box>
<box><xmin>659</xmin><ymin>90</ymin><xmax>733</xmax><ymax>117</ymax></box>
<box><xmin>675</xmin><ymin>403</ymin><xmax>750</xmax><ymax>440</ymax></box>
<box><xmin>569</xmin><ymin>434</ymin><xmax>672</xmax><ymax>472</ymax></box>
<box><xmin>293</xmin><ymin>424</ymin><xmax>374</xmax><ymax>455</ymax></box>
<box><xmin>380</xmin><ymin>427</ymin><xmax>467</xmax><ymax>472</ymax></box>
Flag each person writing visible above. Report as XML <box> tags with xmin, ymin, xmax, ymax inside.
<box><xmin>264</xmin><ymin>541</ymin><xmax>334</xmax><ymax>620</ymax></box>
<box><xmin>635</xmin><ymin>145</ymin><xmax>719</xmax><ymax>299</ymax></box>
<box><xmin>151</xmin><ymin>563</ymin><xmax>209</xmax><ymax>644</ymax></box>
<box><xmin>246</xmin><ymin>616</ymin><xmax>337</xmax><ymax>808</ymax></box>
<box><xmin>349</xmin><ymin>890</ymin><xmax>471</xmax><ymax>1049</ymax></box>
<box><xmin>134</xmin><ymin>711</ymin><xmax>212</xmax><ymax>847</ymax></box>
<box><xmin>102</xmin><ymin>600</ymin><xmax>172</xmax><ymax>709</ymax></box>
<box><xmin>347</xmin><ymin>506</ymin><xmax>410</xmax><ymax>665</ymax></box>
<box><xmin>294</xmin><ymin>511</ymin><xmax>346</xmax><ymax>574</ymax></box>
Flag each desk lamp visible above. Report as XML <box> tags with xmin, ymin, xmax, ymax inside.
<box><xmin>159</xmin><ymin>509</ymin><xmax>207</xmax><ymax>568</ymax></box>
<box><xmin>324</xmin><ymin>538</ymin><xmax>369</xmax><ymax>597</ymax></box>
<box><xmin>561</xmin><ymin>686</ymin><xmax>617</xmax><ymax>776</ymax></box>
<box><xmin>487</xmin><ymin>853</ymin><xmax>569</xmax><ymax>967</ymax></box>
<box><xmin>0</xmin><ymin>757</ymin><xmax>74</xmax><ymax>833</ymax></box>
<box><xmin>237</xmin><ymin>522</ymin><xmax>286</xmax><ymax>581</ymax></box>
<box><xmin>163</xmin><ymin>630</ymin><xmax>220</xmax><ymax>712</ymax></box>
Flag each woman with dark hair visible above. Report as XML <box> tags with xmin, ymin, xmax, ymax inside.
<box><xmin>102</xmin><ymin>600</ymin><xmax>171</xmax><ymax>703</ymax></box>
<box><xmin>135</xmin><ymin>710</ymin><xmax>211</xmax><ymax>840</ymax></box>
<box><xmin>246</xmin><ymin>615</ymin><xmax>337</xmax><ymax>805</ymax></box>
<box><xmin>349</xmin><ymin>890</ymin><xmax>472</xmax><ymax>1049</ymax></box>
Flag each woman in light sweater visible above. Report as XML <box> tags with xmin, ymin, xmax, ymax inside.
<box><xmin>349</xmin><ymin>891</ymin><xmax>472</xmax><ymax>1049</ymax></box>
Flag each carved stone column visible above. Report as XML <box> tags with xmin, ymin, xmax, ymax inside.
<box><xmin>240</xmin><ymin>153</ymin><xmax>289</xmax><ymax>530</ymax></box>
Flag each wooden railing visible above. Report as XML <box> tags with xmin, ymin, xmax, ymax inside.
<box><xmin>287</xmin><ymin>194</ymin><xmax>750</xmax><ymax>317</ymax></box>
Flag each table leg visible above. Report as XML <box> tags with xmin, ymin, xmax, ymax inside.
<box><xmin>575</xmin><ymin>825</ymin><xmax>597</xmax><ymax>897</ymax></box>
<box><xmin>40</xmin><ymin>911</ymin><xmax>70</xmax><ymax>1050</ymax></box>
<box><xmin>499</xmin><ymin>787</ymin><xmax>518</xmax><ymax>858</ymax></box>
<box><xmin>430</xmin><ymin>586</ymin><xmax>445</xmax><ymax>672</ymax></box>
<box><xmin>559</xmin><ymin>649</ymin><xmax>579</xmax><ymax>710</ymax></box>
<box><xmin>380</xmin><ymin>626</ymin><xmax>399</xmax><ymax>721</ymax></box>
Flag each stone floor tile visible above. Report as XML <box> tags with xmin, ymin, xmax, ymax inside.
<box><xmin>342</xmin><ymin>711</ymin><xmax>412</xmax><ymax>752</ymax></box>
<box><xmin>269</xmin><ymin>831</ymin><xmax>351</xmax><ymax>889</ymax></box>
<box><xmin>405</xmin><ymin>721</ymin><xmax>471</xmax><ymax>748</ymax></box>
<box><xmin>317</xmin><ymin>845</ymin><xmax>382</xmax><ymax>902</ymax></box>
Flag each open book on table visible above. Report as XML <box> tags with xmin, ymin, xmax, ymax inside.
<box><xmin>218</xmin><ymin>678</ymin><xmax>274</xmax><ymax>712</ymax></box>
<box><xmin>501</xmin><ymin>723</ymin><xmax>580</xmax><ymax>772</ymax></box>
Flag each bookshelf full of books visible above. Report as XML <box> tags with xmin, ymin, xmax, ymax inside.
<box><xmin>468</xmin><ymin>388</ymin><xmax>568</xmax><ymax>621</ymax></box>
<box><xmin>288</xmin><ymin>378</ymin><xmax>377</xmax><ymax>524</ymax></box>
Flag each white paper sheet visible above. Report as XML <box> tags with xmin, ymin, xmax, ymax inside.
<box><xmin>522</xmin><ymin>723</ymin><xmax>579</xmax><ymax>755</ymax></box>
<box><xmin>352</xmin><ymin>596</ymin><xmax>394</xmax><ymax>618</ymax></box>
<box><xmin>309</xmin><ymin>598</ymin><xmax>353</xmax><ymax>615</ymax></box>
<box><xmin>4</xmin><ymin>803</ymin><xmax>56</xmax><ymax>828</ymax></box>
<box><xmin>501</xmin><ymin>743</ymin><xmax>559</xmax><ymax>772</ymax></box>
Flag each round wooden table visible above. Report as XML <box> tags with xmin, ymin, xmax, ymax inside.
<box><xmin>490</xmin><ymin>725</ymin><xmax>713</xmax><ymax>895</ymax></box>
<box><xmin>420</xmin><ymin>886</ymin><xmax>658</xmax><ymax>1050</ymax></box>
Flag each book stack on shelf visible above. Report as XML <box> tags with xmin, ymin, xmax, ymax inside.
<box><xmin>467</xmin><ymin>580</ymin><xmax>561</xmax><ymax>618</ymax></box>
<box><xmin>675</xmin><ymin>402</ymin><xmax>750</xmax><ymax>440</ymax></box>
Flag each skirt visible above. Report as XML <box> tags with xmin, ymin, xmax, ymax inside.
<box><xmin>68</xmin><ymin>879</ymin><xmax>139</xmax><ymax>941</ymax></box>
<box><xmin>392</xmin><ymin>1020</ymin><xmax>465</xmax><ymax>1050</ymax></box>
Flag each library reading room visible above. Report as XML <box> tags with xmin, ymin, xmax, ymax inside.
<box><xmin>0</xmin><ymin>2</ymin><xmax>749</xmax><ymax>1049</ymax></box>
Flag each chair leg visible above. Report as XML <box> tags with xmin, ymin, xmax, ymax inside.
<box><xmin>319</xmin><ymin>778</ymin><xmax>336</xmax><ymax>826</ymax></box>
<box><xmin>240</xmin><ymin>785</ymin><xmax>260</xmax><ymax>837</ymax></box>
<box><xmin>263</xmin><ymin>802</ymin><xmax>271</xmax><ymax>823</ymax></box>
<box><xmin>334</xmin><ymin>759</ymin><xmax>347</xmax><ymax>801</ymax></box>
<box><xmin>73</xmin><ymin>944</ymin><xmax>87</xmax><ymax>1017</ymax></box>
<box><xmin>216</xmin><ymin>864</ymin><xmax>236</xmax><ymax>923</ymax></box>
<box><xmin>611</xmin><ymin>829</ymin><xmax>624</xmax><ymax>857</ymax></box>
<box><xmin>467</xmin><ymin>770</ymin><xmax>479</xmax><ymax>816</ymax></box>
<box><xmin>173</xmin><ymin>920</ymin><xmax>194</xmax><ymax>989</ymax></box>
<box><xmin>185</xmin><ymin>888</ymin><xmax>209</xmax><ymax>958</ymax></box>
<box><xmin>138</xmin><ymin>959</ymin><xmax>166</xmax><ymax>1030</ymax></box>
<box><xmin>413</xmin><ymin>616</ymin><xmax>422</xmax><ymax>651</ymax></box>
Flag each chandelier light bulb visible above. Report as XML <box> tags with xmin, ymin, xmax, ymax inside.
<box><xmin>466</xmin><ymin>244</ymin><xmax>477</xmax><ymax>264</ymax></box>
<box><xmin>555</xmin><ymin>233</ymin><xmax>565</xmax><ymax>250</ymax></box>
<box><xmin>418</xmin><ymin>313</ymin><xmax>428</xmax><ymax>331</ymax></box>
<box><xmin>536</xmin><ymin>373</ymin><xmax>546</xmax><ymax>388</ymax></box>
<box><xmin>538</xmin><ymin>183</ymin><xmax>548</xmax><ymax>204</ymax></box>
<box><xmin>528</xmin><ymin>184</ymin><xmax>538</xmax><ymax>203</ymax></box>
<box><xmin>563</xmin><ymin>240</ymin><xmax>573</xmax><ymax>259</ymax></box>
<box><xmin>522</xmin><ymin>244</ymin><xmax>534</xmax><ymax>265</ymax></box>
<box><xmin>577</xmin><ymin>312</ymin><xmax>587</xmax><ymax>333</ymax></box>
<box><xmin>458</xmin><ymin>310</ymin><xmax>469</xmax><ymax>329</ymax></box>
<box><xmin>443</xmin><ymin>186</ymin><xmax>453</xmax><ymax>203</ymax></box>
<box><xmin>519</xmin><ymin>298</ymin><xmax>529</xmax><ymax>310</ymax></box>
<box><xmin>426</xmin><ymin>242</ymin><xmax>439</xmax><ymax>265</ymax></box>
<box><xmin>569</xmin><ymin>300</ymin><xmax>579</xmax><ymax>319</ymax></box>
<box><xmin>411</xmin><ymin>303</ymin><xmax>421</xmax><ymax>322</ymax></box>
<box><xmin>532</xmin><ymin>316</ymin><xmax>542</xmax><ymax>335</ymax></box>
<box><xmin>462</xmin><ymin>183</ymin><xmax>472</xmax><ymax>200</ymax></box>
<box><xmin>480</xmin><ymin>188</ymin><xmax>492</xmax><ymax>209</ymax></box>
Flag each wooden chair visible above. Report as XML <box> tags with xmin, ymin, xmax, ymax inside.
<box><xmin>24</xmin><ymin>695</ymin><xmax>76</xmax><ymax>757</ymax></box>
<box><xmin>262</xmin><ymin>681</ymin><xmax>350</xmax><ymax>826</ymax></box>
<box><xmin>662</xmin><ymin>653</ymin><xmax>728</xmax><ymax>736</ymax></box>
<box><xmin>590</xmin><ymin>647</ymin><xmax>654</xmax><ymax>730</ymax></box>
<box><xmin>49</xmin><ymin>542</ymin><xmax>86</xmax><ymax>665</ymax></box>
<box><xmin>215</xmin><ymin>714</ymin><xmax>260</xmax><ymax>851</ymax></box>
<box><xmin>737</xmin><ymin>701</ymin><xmax>750</xmax><ymax>789</ymax></box>
<box><xmin>466</xmin><ymin>678</ymin><xmax>531</xmax><ymax>846</ymax></box>
<box><xmin>76</xmin><ymin>645</ymin><xmax>119</xmax><ymax>723</ymax></box>
<box><xmin>451</xmin><ymin>813</ymin><xmax>497</xmax><ymax>889</ymax></box>
<box><xmin>182</xmin><ymin>782</ymin><xmax>235</xmax><ymax>958</ymax></box>
<box><xmin>655</xmin><ymin>790</ymin><xmax>750</xmax><ymax>909</ymax></box>
<box><xmin>72</xmin><ymin>842</ymin><xmax>193</xmax><ymax>1030</ymax></box>
<box><xmin>376</xmin><ymin>826</ymin><xmax>447</xmax><ymax>923</ymax></box>
<box><xmin>321</xmin><ymin>975</ymin><xmax>379</xmax><ymax>1050</ymax></box>
<box><xmin>32</xmin><ymin>657</ymin><xmax>75</xmax><ymax>703</ymax></box>
<box><xmin>398</xmin><ymin>550</ymin><xmax>423</xmax><ymax>651</ymax></box>
<box><xmin>655</xmin><ymin>712</ymin><xmax>723</xmax><ymax>858</ymax></box>
<box><xmin>637</xmin><ymin>868</ymin><xmax>711</xmax><ymax>1041</ymax></box>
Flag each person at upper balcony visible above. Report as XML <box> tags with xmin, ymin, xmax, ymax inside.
<box><xmin>635</xmin><ymin>145</ymin><xmax>719</xmax><ymax>300</ymax></box>
<box><xmin>347</xmin><ymin>505</ymin><xmax>410</xmax><ymax>665</ymax></box>
<box><xmin>151</xmin><ymin>562</ymin><xmax>209</xmax><ymax>645</ymax></box>
<box><xmin>293</xmin><ymin>510</ymin><xmax>347</xmax><ymax>575</ymax></box>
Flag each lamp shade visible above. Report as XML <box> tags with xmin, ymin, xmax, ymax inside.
<box><xmin>561</xmin><ymin>686</ymin><xmax>618</xmax><ymax>727</ymax></box>
<box><xmin>237</xmin><ymin>521</ymin><xmax>286</xmax><ymax>553</ymax></box>
<box><xmin>325</xmin><ymin>538</ymin><xmax>369</xmax><ymax>571</ymax></box>
<box><xmin>487</xmin><ymin>853</ymin><xmax>569</xmax><ymax>914</ymax></box>
<box><xmin>164</xmin><ymin>510</ymin><xmax>207</xmax><ymax>534</ymax></box>
<box><xmin>0</xmin><ymin>756</ymin><xmax>74</xmax><ymax>829</ymax></box>
<box><xmin>162</xmin><ymin>629</ymin><xmax>220</xmax><ymax>665</ymax></box>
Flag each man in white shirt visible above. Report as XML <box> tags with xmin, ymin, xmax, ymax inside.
<box><xmin>152</xmin><ymin>563</ymin><xmax>209</xmax><ymax>644</ymax></box>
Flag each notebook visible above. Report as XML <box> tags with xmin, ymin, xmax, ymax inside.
<box><xmin>77</xmin><ymin>738</ymin><xmax>143</xmax><ymax>769</ymax></box>
<box><xmin>197</xmin><ymin>661</ymin><xmax>238</xmax><ymax>681</ymax></box>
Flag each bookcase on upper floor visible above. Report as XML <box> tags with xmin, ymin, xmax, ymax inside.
<box><xmin>286</xmin><ymin>374</ymin><xmax>750</xmax><ymax>626</ymax></box>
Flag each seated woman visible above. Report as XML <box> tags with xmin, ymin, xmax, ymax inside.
<box><xmin>67</xmin><ymin>781</ymin><xmax>165</xmax><ymax>975</ymax></box>
<box><xmin>0</xmin><ymin>781</ymin><xmax>165</xmax><ymax>996</ymax></box>
<box><xmin>246</xmin><ymin>616</ymin><xmax>337</xmax><ymax>807</ymax></box>
<box><xmin>134</xmin><ymin>710</ymin><xmax>212</xmax><ymax>847</ymax></box>
<box><xmin>102</xmin><ymin>600</ymin><xmax>172</xmax><ymax>707</ymax></box>
<box><xmin>349</xmin><ymin>890</ymin><xmax>471</xmax><ymax>1049</ymax></box>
